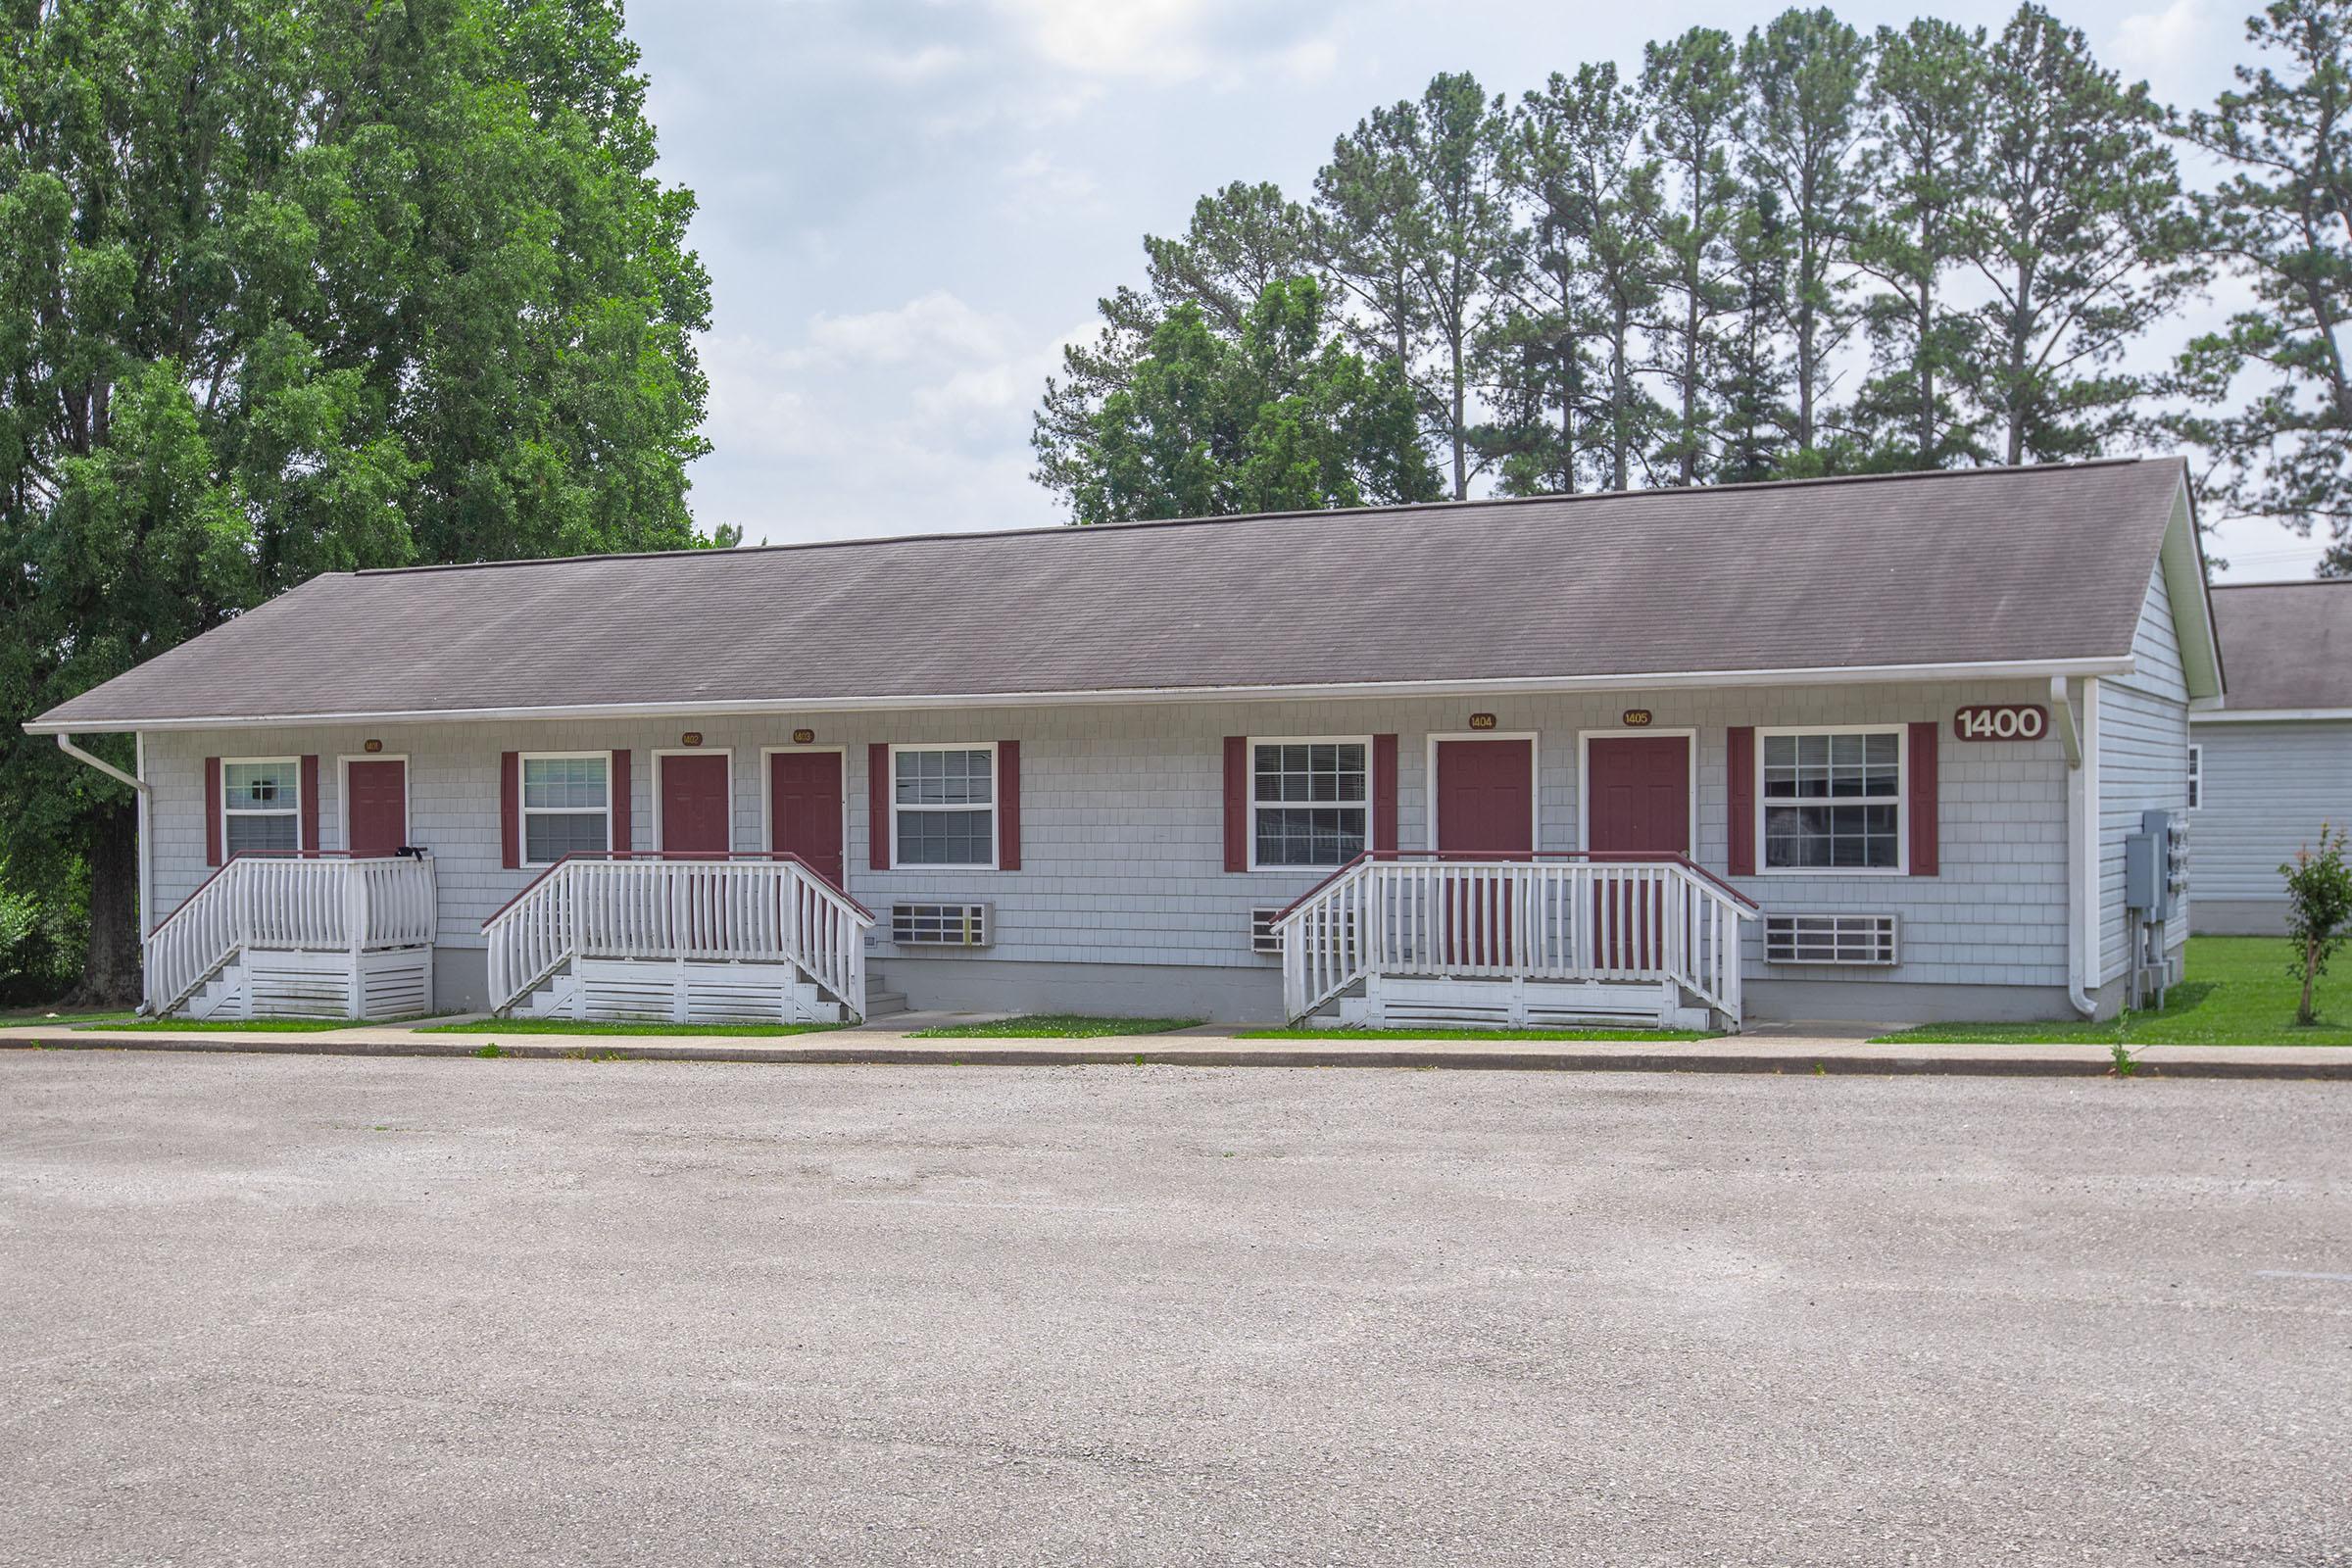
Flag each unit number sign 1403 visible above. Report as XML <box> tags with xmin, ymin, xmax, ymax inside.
<box><xmin>1952</xmin><ymin>704</ymin><xmax>2048</xmax><ymax>742</ymax></box>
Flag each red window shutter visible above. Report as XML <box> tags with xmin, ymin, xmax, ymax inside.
<box><xmin>204</xmin><ymin>758</ymin><xmax>222</xmax><ymax>866</ymax></box>
<box><xmin>610</xmin><ymin>749</ymin><xmax>631</xmax><ymax>857</ymax></box>
<box><xmin>1726</xmin><ymin>727</ymin><xmax>1756</xmax><ymax>877</ymax></box>
<box><xmin>868</xmin><ymin>743</ymin><xmax>892</xmax><ymax>870</ymax></box>
<box><xmin>500</xmin><ymin>752</ymin><xmax>520</xmax><ymax>869</ymax></box>
<box><xmin>1223</xmin><ymin>737</ymin><xmax>1249</xmax><ymax>872</ymax></box>
<box><xmin>1372</xmin><ymin>734</ymin><xmax>1398</xmax><ymax>854</ymax></box>
<box><xmin>299</xmin><ymin>755</ymin><xmax>320</xmax><ymax>854</ymax></box>
<box><xmin>998</xmin><ymin>741</ymin><xmax>1021</xmax><ymax>870</ymax></box>
<box><xmin>1907</xmin><ymin>721</ymin><xmax>1939</xmax><ymax>877</ymax></box>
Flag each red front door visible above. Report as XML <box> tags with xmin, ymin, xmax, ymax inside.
<box><xmin>1435</xmin><ymin>739</ymin><xmax>1535</xmax><ymax>855</ymax></box>
<box><xmin>1435</xmin><ymin>740</ymin><xmax>1533</xmax><ymax>965</ymax></box>
<box><xmin>660</xmin><ymin>754</ymin><xmax>731</xmax><ymax>855</ymax></box>
<box><xmin>769</xmin><ymin>751</ymin><xmax>845</xmax><ymax>888</ymax></box>
<box><xmin>1586</xmin><ymin>736</ymin><xmax>1690</xmax><ymax>969</ymax></box>
<box><xmin>346</xmin><ymin>760</ymin><xmax>408</xmax><ymax>857</ymax></box>
<box><xmin>1586</xmin><ymin>736</ymin><xmax>1690</xmax><ymax>855</ymax></box>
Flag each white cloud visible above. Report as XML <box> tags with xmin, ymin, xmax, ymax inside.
<box><xmin>789</xmin><ymin>291</ymin><xmax>1024</xmax><ymax>370</ymax></box>
<box><xmin>995</xmin><ymin>0</ymin><xmax>1348</xmax><ymax>86</ymax></box>
<box><xmin>2112</xmin><ymin>0</ymin><xmax>2238</xmax><ymax>110</ymax></box>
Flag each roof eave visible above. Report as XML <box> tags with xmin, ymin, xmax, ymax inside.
<box><xmin>24</xmin><ymin>654</ymin><xmax>2140</xmax><ymax>735</ymax></box>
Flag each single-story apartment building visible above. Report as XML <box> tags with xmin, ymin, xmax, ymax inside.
<box><xmin>30</xmin><ymin>458</ymin><xmax>2218</xmax><ymax>1031</ymax></box>
<box><xmin>2189</xmin><ymin>578</ymin><xmax>2352</xmax><ymax>935</ymax></box>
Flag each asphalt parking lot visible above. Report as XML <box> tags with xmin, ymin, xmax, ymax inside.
<box><xmin>2</xmin><ymin>1054</ymin><xmax>2345</xmax><ymax>1567</ymax></box>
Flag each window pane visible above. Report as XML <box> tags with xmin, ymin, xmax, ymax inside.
<box><xmin>1251</xmin><ymin>742</ymin><xmax>1366</xmax><ymax>809</ymax></box>
<box><xmin>525</xmin><ymin>810</ymin><xmax>608</xmax><ymax>863</ymax></box>
<box><xmin>225</xmin><ymin>813</ymin><xmax>299</xmax><ymax>857</ymax></box>
<box><xmin>1765</xmin><ymin>803</ymin><xmax>1898</xmax><ymax>869</ymax></box>
<box><xmin>1253</xmin><ymin>807</ymin><xmax>1366</xmax><ymax>867</ymax></box>
<box><xmin>223</xmin><ymin>761</ymin><xmax>296</xmax><ymax>809</ymax></box>
<box><xmin>896</xmin><ymin>750</ymin><xmax>992</xmax><ymax>807</ymax></box>
<box><xmin>523</xmin><ymin>757</ymin><xmax>607</xmax><ymax>810</ymax></box>
<box><xmin>897</xmin><ymin>808</ymin><xmax>993</xmax><ymax>865</ymax></box>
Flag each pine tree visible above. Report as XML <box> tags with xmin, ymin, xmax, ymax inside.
<box><xmin>1740</xmin><ymin>8</ymin><xmax>1872</xmax><ymax>464</ymax></box>
<box><xmin>1642</xmin><ymin>27</ymin><xmax>1745</xmax><ymax>485</ymax></box>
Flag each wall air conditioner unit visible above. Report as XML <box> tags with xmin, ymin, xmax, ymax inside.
<box><xmin>1764</xmin><ymin>913</ymin><xmax>1898</xmax><ymax>966</ymax></box>
<box><xmin>891</xmin><ymin>903</ymin><xmax>993</xmax><ymax>948</ymax></box>
<box><xmin>1250</xmin><ymin>908</ymin><xmax>1283</xmax><ymax>956</ymax></box>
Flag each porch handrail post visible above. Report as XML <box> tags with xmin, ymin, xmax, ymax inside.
<box><xmin>343</xmin><ymin>861</ymin><xmax>366</xmax><ymax>1019</ymax></box>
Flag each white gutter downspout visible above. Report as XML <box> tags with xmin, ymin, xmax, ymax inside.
<box><xmin>2054</xmin><ymin>676</ymin><xmax>2100</xmax><ymax>1019</ymax></box>
<box><xmin>55</xmin><ymin>732</ymin><xmax>155</xmax><ymax>948</ymax></box>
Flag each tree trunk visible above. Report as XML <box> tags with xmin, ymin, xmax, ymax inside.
<box><xmin>74</xmin><ymin>802</ymin><xmax>142</xmax><ymax>1007</ymax></box>
<box><xmin>2301</xmin><ymin>939</ymin><xmax>2320</xmax><ymax>1025</ymax></box>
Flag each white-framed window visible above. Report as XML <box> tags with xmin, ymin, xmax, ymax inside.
<box><xmin>2186</xmin><ymin>744</ymin><xmax>2202</xmax><ymax>810</ymax></box>
<box><xmin>1759</xmin><ymin>727</ymin><xmax>1906</xmax><ymax>873</ymax></box>
<box><xmin>891</xmin><ymin>743</ymin><xmax>997</xmax><ymax>869</ymax></box>
<box><xmin>1250</xmin><ymin>737</ymin><xmax>1370</xmax><ymax>868</ymax></box>
<box><xmin>519</xmin><ymin>752</ymin><xmax>612</xmax><ymax>867</ymax></box>
<box><xmin>221</xmin><ymin>757</ymin><xmax>301</xmax><ymax>858</ymax></box>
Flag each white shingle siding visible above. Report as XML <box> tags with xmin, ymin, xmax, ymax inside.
<box><xmin>2189</xmin><ymin>720</ymin><xmax>2352</xmax><ymax>902</ymax></box>
<box><xmin>142</xmin><ymin>675</ymin><xmax>2079</xmax><ymax>993</ymax></box>
<box><xmin>2095</xmin><ymin>561</ymin><xmax>2193</xmax><ymax>983</ymax></box>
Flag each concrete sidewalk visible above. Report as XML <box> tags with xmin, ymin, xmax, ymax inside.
<box><xmin>1</xmin><ymin>1017</ymin><xmax>2346</xmax><ymax>1078</ymax></box>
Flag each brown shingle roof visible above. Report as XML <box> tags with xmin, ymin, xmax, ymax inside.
<box><xmin>2207</xmin><ymin>579</ymin><xmax>2352</xmax><ymax>711</ymax></box>
<box><xmin>31</xmin><ymin>459</ymin><xmax>2190</xmax><ymax>730</ymax></box>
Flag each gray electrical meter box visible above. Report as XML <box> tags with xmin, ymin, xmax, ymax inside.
<box><xmin>2126</xmin><ymin>808</ymin><xmax>2190</xmax><ymax>922</ymax></box>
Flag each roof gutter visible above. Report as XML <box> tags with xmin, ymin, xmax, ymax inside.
<box><xmin>55</xmin><ymin>732</ymin><xmax>145</xmax><ymax>796</ymax></box>
<box><xmin>24</xmin><ymin>655</ymin><xmax>2140</xmax><ymax>736</ymax></box>
<box><xmin>54</xmin><ymin>733</ymin><xmax>156</xmax><ymax>960</ymax></box>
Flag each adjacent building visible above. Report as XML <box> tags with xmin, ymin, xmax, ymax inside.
<box><xmin>2189</xmin><ymin>579</ymin><xmax>2352</xmax><ymax>935</ymax></box>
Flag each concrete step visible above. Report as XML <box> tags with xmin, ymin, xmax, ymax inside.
<box><xmin>863</xmin><ymin>988</ymin><xmax>909</xmax><ymax>1018</ymax></box>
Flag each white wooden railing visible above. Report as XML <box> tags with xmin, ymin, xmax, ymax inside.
<box><xmin>1271</xmin><ymin>853</ymin><xmax>1761</xmax><ymax>1026</ymax></box>
<box><xmin>482</xmin><ymin>854</ymin><xmax>875</xmax><ymax>1018</ymax></box>
<box><xmin>143</xmin><ymin>855</ymin><xmax>438</xmax><ymax>1016</ymax></box>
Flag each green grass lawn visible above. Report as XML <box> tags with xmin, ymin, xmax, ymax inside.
<box><xmin>0</xmin><ymin>1009</ymin><xmax>136</xmax><ymax>1027</ymax></box>
<box><xmin>911</xmin><ymin>1014</ymin><xmax>1203</xmax><ymax>1039</ymax></box>
<box><xmin>417</xmin><ymin>1018</ymin><xmax>851</xmax><ymax>1038</ymax></box>
<box><xmin>1236</xmin><ymin>1025</ymin><xmax>1715</xmax><ymax>1043</ymax></box>
<box><xmin>1874</xmin><ymin>936</ymin><xmax>2352</xmax><ymax>1047</ymax></box>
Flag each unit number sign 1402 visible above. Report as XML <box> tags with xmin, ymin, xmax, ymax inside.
<box><xmin>1952</xmin><ymin>704</ymin><xmax>2048</xmax><ymax>741</ymax></box>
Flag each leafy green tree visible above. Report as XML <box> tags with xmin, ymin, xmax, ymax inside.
<box><xmin>1642</xmin><ymin>27</ymin><xmax>1745</xmax><ymax>485</ymax></box>
<box><xmin>1314</xmin><ymin>74</ymin><xmax>1513</xmax><ymax>501</ymax></box>
<box><xmin>2170</xmin><ymin>0</ymin><xmax>2352</xmax><ymax>570</ymax></box>
<box><xmin>1850</xmin><ymin>18</ymin><xmax>1987</xmax><ymax>468</ymax></box>
<box><xmin>1494</xmin><ymin>63</ymin><xmax>1667</xmax><ymax>493</ymax></box>
<box><xmin>1740</xmin><ymin>8</ymin><xmax>1872</xmax><ymax>462</ymax></box>
<box><xmin>1959</xmin><ymin>5</ymin><xmax>2201</xmax><ymax>466</ymax></box>
<box><xmin>1037</xmin><ymin>182</ymin><xmax>1319</xmax><ymax>507</ymax></box>
<box><xmin>1039</xmin><ymin>278</ymin><xmax>1439</xmax><ymax>525</ymax></box>
<box><xmin>0</xmin><ymin>0</ymin><xmax>719</xmax><ymax>1003</ymax></box>
<box><xmin>2281</xmin><ymin>824</ymin><xmax>2352</xmax><ymax>1024</ymax></box>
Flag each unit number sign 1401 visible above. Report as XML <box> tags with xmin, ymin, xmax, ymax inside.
<box><xmin>1952</xmin><ymin>704</ymin><xmax>2048</xmax><ymax>742</ymax></box>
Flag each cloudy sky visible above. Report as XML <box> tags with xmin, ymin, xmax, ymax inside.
<box><xmin>625</xmin><ymin>0</ymin><xmax>2327</xmax><ymax>582</ymax></box>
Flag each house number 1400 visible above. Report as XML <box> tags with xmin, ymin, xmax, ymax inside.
<box><xmin>1952</xmin><ymin>704</ymin><xmax>2048</xmax><ymax>742</ymax></box>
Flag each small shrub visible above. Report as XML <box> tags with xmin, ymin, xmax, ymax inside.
<box><xmin>2109</xmin><ymin>1041</ymin><xmax>2137</xmax><ymax>1078</ymax></box>
<box><xmin>2281</xmin><ymin>824</ymin><xmax>2352</xmax><ymax>1027</ymax></box>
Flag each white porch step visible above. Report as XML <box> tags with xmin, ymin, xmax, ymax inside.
<box><xmin>509</xmin><ymin>956</ymin><xmax>848</xmax><ymax>1025</ymax></box>
<box><xmin>162</xmin><ymin>945</ymin><xmax>431</xmax><ymax>1022</ymax></box>
<box><xmin>1338</xmin><ymin>976</ymin><xmax>1713</xmax><ymax>1033</ymax></box>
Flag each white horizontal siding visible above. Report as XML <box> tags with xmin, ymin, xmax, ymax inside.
<box><xmin>2187</xmin><ymin>720</ymin><xmax>2352</xmax><ymax>901</ymax></box>
<box><xmin>2097</xmin><ymin>561</ymin><xmax>2193</xmax><ymax>983</ymax></box>
<box><xmin>142</xmin><ymin>676</ymin><xmax>2074</xmax><ymax>992</ymax></box>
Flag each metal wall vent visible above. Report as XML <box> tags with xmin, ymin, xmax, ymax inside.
<box><xmin>1764</xmin><ymin>913</ymin><xmax>1898</xmax><ymax>966</ymax></box>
